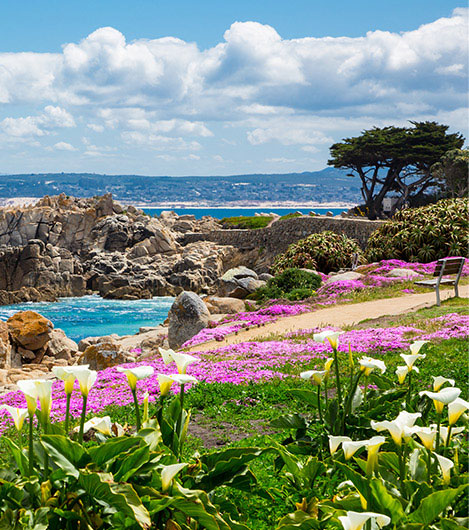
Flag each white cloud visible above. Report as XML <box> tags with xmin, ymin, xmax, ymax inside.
<box><xmin>53</xmin><ymin>141</ymin><xmax>77</xmax><ymax>151</ymax></box>
<box><xmin>0</xmin><ymin>106</ymin><xmax>75</xmax><ymax>139</ymax></box>
<box><xmin>87</xmin><ymin>123</ymin><xmax>105</xmax><ymax>132</ymax></box>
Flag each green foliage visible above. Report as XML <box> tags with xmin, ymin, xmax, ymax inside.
<box><xmin>221</xmin><ymin>215</ymin><xmax>272</xmax><ymax>229</ymax></box>
<box><xmin>432</xmin><ymin>148</ymin><xmax>469</xmax><ymax>198</ymax></box>
<box><xmin>279</xmin><ymin>212</ymin><xmax>303</xmax><ymax>220</ymax></box>
<box><xmin>272</xmin><ymin>231</ymin><xmax>363</xmax><ymax>274</ymax></box>
<box><xmin>249</xmin><ymin>268</ymin><xmax>321</xmax><ymax>302</ymax></box>
<box><xmin>366</xmin><ymin>198</ymin><xmax>469</xmax><ymax>262</ymax></box>
<box><xmin>328</xmin><ymin>121</ymin><xmax>465</xmax><ymax>219</ymax></box>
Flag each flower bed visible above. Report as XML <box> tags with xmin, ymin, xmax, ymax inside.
<box><xmin>0</xmin><ymin>313</ymin><xmax>467</xmax><ymax>435</ymax></box>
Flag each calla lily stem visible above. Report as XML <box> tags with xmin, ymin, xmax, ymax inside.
<box><xmin>317</xmin><ymin>385</ymin><xmax>323</xmax><ymax>423</ymax></box>
<box><xmin>28</xmin><ymin>414</ymin><xmax>34</xmax><ymax>476</ymax></box>
<box><xmin>176</xmin><ymin>384</ymin><xmax>186</xmax><ymax>457</ymax></box>
<box><xmin>332</xmin><ymin>346</ymin><xmax>342</xmax><ymax>405</ymax></box>
<box><xmin>78</xmin><ymin>395</ymin><xmax>88</xmax><ymax>444</ymax></box>
<box><xmin>64</xmin><ymin>394</ymin><xmax>71</xmax><ymax>434</ymax></box>
<box><xmin>131</xmin><ymin>389</ymin><xmax>141</xmax><ymax>432</ymax></box>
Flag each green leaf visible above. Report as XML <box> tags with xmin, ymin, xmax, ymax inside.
<box><xmin>3</xmin><ymin>437</ymin><xmax>29</xmax><ymax>477</ymax></box>
<box><xmin>270</xmin><ymin>414</ymin><xmax>307</xmax><ymax>430</ymax></box>
<box><xmin>335</xmin><ymin>462</ymin><xmax>371</xmax><ymax>501</ymax></box>
<box><xmin>288</xmin><ymin>389</ymin><xmax>319</xmax><ymax>408</ymax></box>
<box><xmin>79</xmin><ymin>471</ymin><xmax>151</xmax><ymax>529</ymax></box>
<box><xmin>88</xmin><ymin>436</ymin><xmax>142</xmax><ymax>466</ymax></box>
<box><xmin>40</xmin><ymin>436</ymin><xmax>89</xmax><ymax>479</ymax></box>
<box><xmin>410</xmin><ymin>488</ymin><xmax>463</xmax><ymax>525</ymax></box>
<box><xmin>113</xmin><ymin>445</ymin><xmax>150</xmax><ymax>482</ymax></box>
<box><xmin>275</xmin><ymin>511</ymin><xmax>320</xmax><ymax>529</ymax></box>
<box><xmin>369</xmin><ymin>479</ymin><xmax>405</xmax><ymax>522</ymax></box>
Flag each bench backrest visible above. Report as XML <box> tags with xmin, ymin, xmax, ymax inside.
<box><xmin>433</xmin><ymin>257</ymin><xmax>465</xmax><ymax>277</ymax></box>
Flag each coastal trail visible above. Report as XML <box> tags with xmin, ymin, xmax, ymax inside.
<box><xmin>187</xmin><ymin>285</ymin><xmax>469</xmax><ymax>352</ymax></box>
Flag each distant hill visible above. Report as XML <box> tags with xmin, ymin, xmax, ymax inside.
<box><xmin>0</xmin><ymin>168</ymin><xmax>361</xmax><ymax>204</ymax></box>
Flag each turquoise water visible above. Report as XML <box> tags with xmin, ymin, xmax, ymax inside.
<box><xmin>0</xmin><ymin>295</ymin><xmax>174</xmax><ymax>343</ymax></box>
<box><xmin>142</xmin><ymin>207</ymin><xmax>345</xmax><ymax>219</ymax></box>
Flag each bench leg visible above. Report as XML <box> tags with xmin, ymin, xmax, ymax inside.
<box><xmin>436</xmin><ymin>287</ymin><xmax>441</xmax><ymax>306</ymax></box>
<box><xmin>455</xmin><ymin>284</ymin><xmax>459</xmax><ymax>298</ymax></box>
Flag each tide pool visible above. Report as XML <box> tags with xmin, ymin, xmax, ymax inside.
<box><xmin>0</xmin><ymin>295</ymin><xmax>174</xmax><ymax>343</ymax></box>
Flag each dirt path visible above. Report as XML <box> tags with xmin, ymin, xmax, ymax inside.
<box><xmin>188</xmin><ymin>285</ymin><xmax>469</xmax><ymax>352</ymax></box>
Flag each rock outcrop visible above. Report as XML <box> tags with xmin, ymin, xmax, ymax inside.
<box><xmin>168</xmin><ymin>291</ymin><xmax>210</xmax><ymax>349</ymax></box>
<box><xmin>0</xmin><ymin>194</ymin><xmax>245</xmax><ymax>303</ymax></box>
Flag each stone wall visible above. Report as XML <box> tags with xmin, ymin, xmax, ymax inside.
<box><xmin>181</xmin><ymin>215</ymin><xmax>384</xmax><ymax>254</ymax></box>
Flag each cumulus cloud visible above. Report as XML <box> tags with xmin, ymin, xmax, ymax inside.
<box><xmin>53</xmin><ymin>141</ymin><xmax>77</xmax><ymax>151</ymax></box>
<box><xmin>0</xmin><ymin>9</ymin><xmax>467</xmax><ymax>170</ymax></box>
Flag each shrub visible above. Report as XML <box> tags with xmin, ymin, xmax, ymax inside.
<box><xmin>220</xmin><ymin>215</ymin><xmax>272</xmax><ymax>229</ymax></box>
<box><xmin>249</xmin><ymin>268</ymin><xmax>321</xmax><ymax>302</ymax></box>
<box><xmin>272</xmin><ymin>231</ymin><xmax>363</xmax><ymax>274</ymax></box>
<box><xmin>366</xmin><ymin>198</ymin><xmax>469</xmax><ymax>262</ymax></box>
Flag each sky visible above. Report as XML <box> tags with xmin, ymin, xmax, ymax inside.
<box><xmin>0</xmin><ymin>1</ymin><xmax>467</xmax><ymax>176</ymax></box>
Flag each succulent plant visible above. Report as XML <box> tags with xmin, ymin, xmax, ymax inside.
<box><xmin>272</xmin><ymin>231</ymin><xmax>363</xmax><ymax>274</ymax></box>
<box><xmin>366</xmin><ymin>198</ymin><xmax>468</xmax><ymax>262</ymax></box>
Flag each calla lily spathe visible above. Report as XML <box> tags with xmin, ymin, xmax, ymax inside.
<box><xmin>432</xmin><ymin>375</ymin><xmax>455</xmax><ymax>391</ymax></box>
<box><xmin>409</xmin><ymin>340</ymin><xmax>428</xmax><ymax>355</ymax></box>
<box><xmin>342</xmin><ymin>440</ymin><xmax>368</xmax><ymax>460</ymax></box>
<box><xmin>300</xmin><ymin>370</ymin><xmax>328</xmax><ymax>385</ymax></box>
<box><xmin>79</xmin><ymin>416</ymin><xmax>113</xmax><ymax>436</ymax></box>
<box><xmin>52</xmin><ymin>365</ymin><xmax>90</xmax><ymax>395</ymax></box>
<box><xmin>159</xmin><ymin>348</ymin><xmax>198</xmax><ymax>374</ymax></box>
<box><xmin>73</xmin><ymin>367</ymin><xmax>98</xmax><ymax>397</ymax></box>
<box><xmin>329</xmin><ymin>436</ymin><xmax>352</xmax><ymax>455</ymax></box>
<box><xmin>157</xmin><ymin>374</ymin><xmax>176</xmax><ymax>396</ymax></box>
<box><xmin>0</xmin><ymin>405</ymin><xmax>28</xmax><ymax>431</ymax></box>
<box><xmin>116</xmin><ymin>366</ymin><xmax>154</xmax><ymax>390</ymax></box>
<box><xmin>17</xmin><ymin>379</ymin><xmax>53</xmax><ymax>417</ymax></box>
<box><xmin>171</xmin><ymin>374</ymin><xmax>198</xmax><ymax>385</ymax></box>
<box><xmin>313</xmin><ymin>330</ymin><xmax>344</xmax><ymax>349</ymax></box>
<box><xmin>358</xmin><ymin>357</ymin><xmax>386</xmax><ymax>376</ymax></box>
<box><xmin>448</xmin><ymin>398</ymin><xmax>469</xmax><ymax>425</ymax></box>
<box><xmin>371</xmin><ymin>411</ymin><xmax>421</xmax><ymax>446</ymax></box>
<box><xmin>400</xmin><ymin>352</ymin><xmax>426</xmax><ymax>370</ymax></box>
<box><xmin>406</xmin><ymin>425</ymin><xmax>437</xmax><ymax>450</ymax></box>
<box><xmin>395</xmin><ymin>365</ymin><xmax>419</xmax><ymax>385</ymax></box>
<box><xmin>161</xmin><ymin>462</ymin><xmax>187</xmax><ymax>492</ymax></box>
<box><xmin>419</xmin><ymin>387</ymin><xmax>461</xmax><ymax>414</ymax></box>
<box><xmin>324</xmin><ymin>357</ymin><xmax>334</xmax><ymax>372</ymax></box>
<box><xmin>437</xmin><ymin>425</ymin><xmax>464</xmax><ymax>444</ymax></box>
<box><xmin>434</xmin><ymin>452</ymin><xmax>454</xmax><ymax>484</ymax></box>
<box><xmin>338</xmin><ymin>511</ymin><xmax>391</xmax><ymax>530</ymax></box>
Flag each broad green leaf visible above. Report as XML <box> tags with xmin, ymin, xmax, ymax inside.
<box><xmin>40</xmin><ymin>436</ymin><xmax>90</xmax><ymax>479</ymax></box>
<box><xmin>79</xmin><ymin>471</ymin><xmax>150</xmax><ymax>529</ymax></box>
<box><xmin>288</xmin><ymin>389</ymin><xmax>319</xmax><ymax>408</ymax></box>
<box><xmin>275</xmin><ymin>510</ymin><xmax>320</xmax><ymax>529</ymax></box>
<box><xmin>369</xmin><ymin>479</ymin><xmax>405</xmax><ymax>522</ymax></box>
<box><xmin>3</xmin><ymin>437</ymin><xmax>29</xmax><ymax>477</ymax></box>
<box><xmin>113</xmin><ymin>445</ymin><xmax>150</xmax><ymax>482</ymax></box>
<box><xmin>410</xmin><ymin>488</ymin><xmax>462</xmax><ymax>525</ymax></box>
<box><xmin>335</xmin><ymin>462</ymin><xmax>371</xmax><ymax>501</ymax></box>
<box><xmin>270</xmin><ymin>414</ymin><xmax>307</xmax><ymax>430</ymax></box>
<box><xmin>88</xmin><ymin>436</ymin><xmax>142</xmax><ymax>466</ymax></box>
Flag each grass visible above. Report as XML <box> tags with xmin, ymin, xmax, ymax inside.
<box><xmin>279</xmin><ymin>212</ymin><xmax>302</xmax><ymax>220</ymax></box>
<box><xmin>220</xmin><ymin>215</ymin><xmax>272</xmax><ymax>229</ymax></box>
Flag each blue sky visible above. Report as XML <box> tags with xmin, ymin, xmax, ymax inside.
<box><xmin>0</xmin><ymin>1</ymin><xmax>467</xmax><ymax>175</ymax></box>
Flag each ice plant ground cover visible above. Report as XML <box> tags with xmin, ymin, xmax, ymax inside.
<box><xmin>183</xmin><ymin>258</ymin><xmax>469</xmax><ymax>347</ymax></box>
<box><xmin>0</xmin><ymin>305</ymin><xmax>467</xmax><ymax>436</ymax></box>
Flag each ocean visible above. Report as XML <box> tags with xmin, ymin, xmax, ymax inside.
<box><xmin>0</xmin><ymin>295</ymin><xmax>174</xmax><ymax>343</ymax></box>
<box><xmin>141</xmin><ymin>207</ymin><xmax>346</xmax><ymax>219</ymax></box>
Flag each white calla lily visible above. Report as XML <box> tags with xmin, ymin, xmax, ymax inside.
<box><xmin>419</xmin><ymin>387</ymin><xmax>461</xmax><ymax>414</ymax></box>
<box><xmin>171</xmin><ymin>374</ymin><xmax>198</xmax><ymax>385</ymax></box>
<box><xmin>170</xmin><ymin>352</ymin><xmax>198</xmax><ymax>374</ymax></box>
<box><xmin>432</xmin><ymin>376</ymin><xmax>455</xmax><ymax>392</ymax></box>
<box><xmin>409</xmin><ymin>340</ymin><xmax>428</xmax><ymax>355</ymax></box>
<box><xmin>338</xmin><ymin>510</ymin><xmax>391</xmax><ymax>530</ymax></box>
<box><xmin>406</xmin><ymin>425</ymin><xmax>437</xmax><ymax>450</ymax></box>
<box><xmin>313</xmin><ymin>330</ymin><xmax>344</xmax><ymax>349</ymax></box>
<box><xmin>400</xmin><ymin>353</ymin><xmax>426</xmax><ymax>369</ymax></box>
<box><xmin>79</xmin><ymin>416</ymin><xmax>113</xmax><ymax>436</ymax></box>
<box><xmin>448</xmin><ymin>398</ymin><xmax>469</xmax><ymax>425</ymax></box>
<box><xmin>324</xmin><ymin>357</ymin><xmax>334</xmax><ymax>372</ymax></box>
<box><xmin>358</xmin><ymin>357</ymin><xmax>386</xmax><ymax>376</ymax></box>
<box><xmin>434</xmin><ymin>452</ymin><xmax>454</xmax><ymax>484</ymax></box>
<box><xmin>161</xmin><ymin>462</ymin><xmax>187</xmax><ymax>492</ymax></box>
<box><xmin>0</xmin><ymin>405</ymin><xmax>28</xmax><ymax>431</ymax></box>
<box><xmin>159</xmin><ymin>347</ymin><xmax>175</xmax><ymax>365</ymax></box>
<box><xmin>116</xmin><ymin>366</ymin><xmax>154</xmax><ymax>391</ymax></box>
<box><xmin>329</xmin><ymin>436</ymin><xmax>352</xmax><ymax>455</ymax></box>
<box><xmin>17</xmin><ymin>379</ymin><xmax>53</xmax><ymax>418</ymax></box>
<box><xmin>157</xmin><ymin>374</ymin><xmax>176</xmax><ymax>396</ymax></box>
<box><xmin>366</xmin><ymin>436</ymin><xmax>386</xmax><ymax>475</ymax></box>
<box><xmin>396</xmin><ymin>365</ymin><xmax>419</xmax><ymax>384</ymax></box>
<box><xmin>74</xmin><ymin>367</ymin><xmax>98</xmax><ymax>397</ymax></box>
<box><xmin>52</xmin><ymin>365</ymin><xmax>90</xmax><ymax>395</ymax></box>
<box><xmin>300</xmin><ymin>370</ymin><xmax>328</xmax><ymax>385</ymax></box>
<box><xmin>342</xmin><ymin>440</ymin><xmax>368</xmax><ymax>460</ymax></box>
<box><xmin>371</xmin><ymin>411</ymin><xmax>421</xmax><ymax>446</ymax></box>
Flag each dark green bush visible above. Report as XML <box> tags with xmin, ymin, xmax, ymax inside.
<box><xmin>249</xmin><ymin>268</ymin><xmax>321</xmax><ymax>302</ymax></box>
<box><xmin>366</xmin><ymin>198</ymin><xmax>469</xmax><ymax>262</ymax></box>
<box><xmin>272</xmin><ymin>231</ymin><xmax>363</xmax><ymax>274</ymax></box>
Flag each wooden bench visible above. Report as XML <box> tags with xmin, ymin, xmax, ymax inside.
<box><xmin>415</xmin><ymin>257</ymin><xmax>465</xmax><ymax>306</ymax></box>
